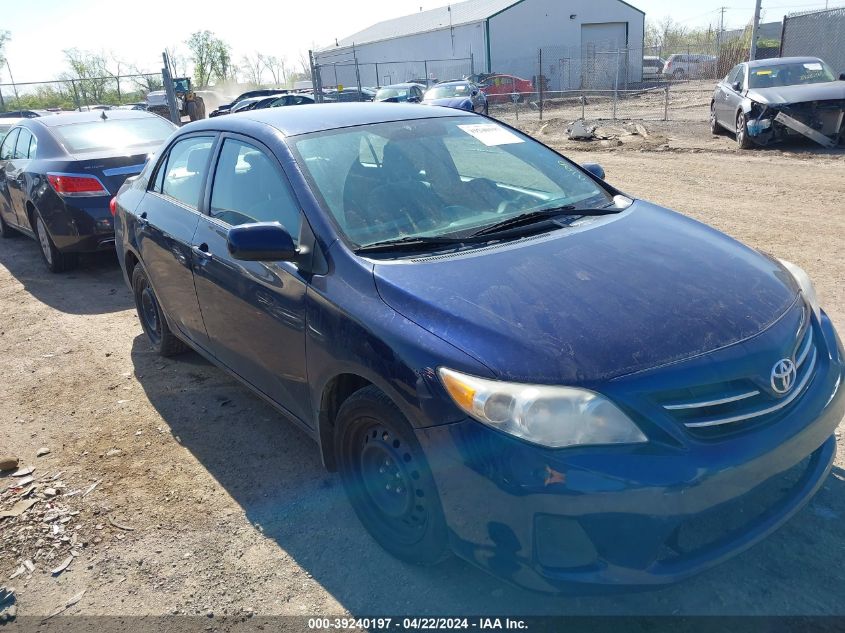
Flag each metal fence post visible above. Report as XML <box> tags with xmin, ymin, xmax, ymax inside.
<box><xmin>70</xmin><ymin>79</ymin><xmax>80</xmax><ymax>110</ymax></box>
<box><xmin>664</xmin><ymin>85</ymin><xmax>670</xmax><ymax>121</ymax></box>
<box><xmin>538</xmin><ymin>47</ymin><xmax>543</xmax><ymax>121</ymax></box>
<box><xmin>613</xmin><ymin>49</ymin><xmax>620</xmax><ymax>120</ymax></box>
<box><xmin>581</xmin><ymin>90</ymin><xmax>585</xmax><ymax>120</ymax></box>
<box><xmin>309</xmin><ymin>50</ymin><xmax>323</xmax><ymax>103</ymax></box>
<box><xmin>424</xmin><ymin>60</ymin><xmax>428</xmax><ymax>83</ymax></box>
<box><xmin>0</xmin><ymin>85</ymin><xmax>5</xmax><ymax>112</ymax></box>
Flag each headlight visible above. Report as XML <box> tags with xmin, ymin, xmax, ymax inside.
<box><xmin>438</xmin><ymin>368</ymin><xmax>647</xmax><ymax>448</ymax></box>
<box><xmin>779</xmin><ymin>259</ymin><xmax>821</xmax><ymax>321</ymax></box>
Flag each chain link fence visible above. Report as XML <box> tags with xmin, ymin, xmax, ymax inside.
<box><xmin>781</xmin><ymin>7</ymin><xmax>845</xmax><ymax>75</ymax></box>
<box><xmin>0</xmin><ymin>73</ymin><xmax>163</xmax><ymax>113</ymax></box>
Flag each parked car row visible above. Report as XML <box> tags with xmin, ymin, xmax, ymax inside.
<box><xmin>2</xmin><ymin>82</ymin><xmax>842</xmax><ymax>597</ymax></box>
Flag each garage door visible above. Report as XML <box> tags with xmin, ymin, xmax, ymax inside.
<box><xmin>581</xmin><ymin>22</ymin><xmax>627</xmax><ymax>89</ymax></box>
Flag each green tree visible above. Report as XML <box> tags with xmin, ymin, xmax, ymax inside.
<box><xmin>186</xmin><ymin>31</ymin><xmax>234</xmax><ymax>87</ymax></box>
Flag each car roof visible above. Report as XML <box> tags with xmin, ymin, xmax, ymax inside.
<box><xmin>186</xmin><ymin>102</ymin><xmax>469</xmax><ymax>137</ymax></box>
<box><xmin>435</xmin><ymin>80</ymin><xmax>471</xmax><ymax>86</ymax></box>
<box><xmin>379</xmin><ymin>83</ymin><xmax>422</xmax><ymax>89</ymax></box>
<box><xmin>746</xmin><ymin>56</ymin><xmax>824</xmax><ymax>68</ymax></box>
<box><xmin>26</xmin><ymin>109</ymin><xmax>162</xmax><ymax>128</ymax></box>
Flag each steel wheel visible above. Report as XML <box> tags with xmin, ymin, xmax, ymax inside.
<box><xmin>36</xmin><ymin>217</ymin><xmax>53</xmax><ymax>266</ymax></box>
<box><xmin>335</xmin><ymin>386</ymin><xmax>449</xmax><ymax>565</ymax></box>
<box><xmin>131</xmin><ymin>264</ymin><xmax>188</xmax><ymax>356</ymax></box>
<box><xmin>138</xmin><ymin>275</ymin><xmax>162</xmax><ymax>346</ymax></box>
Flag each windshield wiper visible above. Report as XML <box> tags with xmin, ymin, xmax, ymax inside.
<box><xmin>354</xmin><ymin>235</ymin><xmax>487</xmax><ymax>254</ymax></box>
<box><xmin>471</xmin><ymin>204</ymin><xmax>620</xmax><ymax>237</ymax></box>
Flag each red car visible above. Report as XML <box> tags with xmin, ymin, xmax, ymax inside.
<box><xmin>477</xmin><ymin>74</ymin><xmax>534</xmax><ymax>103</ymax></box>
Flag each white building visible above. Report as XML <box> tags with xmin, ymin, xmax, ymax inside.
<box><xmin>314</xmin><ymin>0</ymin><xmax>645</xmax><ymax>90</ymax></box>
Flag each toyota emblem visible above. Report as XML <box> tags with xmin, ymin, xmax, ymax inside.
<box><xmin>770</xmin><ymin>358</ymin><xmax>797</xmax><ymax>395</ymax></box>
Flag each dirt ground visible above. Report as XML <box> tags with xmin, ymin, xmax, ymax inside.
<box><xmin>1</xmin><ymin>112</ymin><xmax>844</xmax><ymax>623</ymax></box>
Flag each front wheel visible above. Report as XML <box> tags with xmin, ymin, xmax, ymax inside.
<box><xmin>131</xmin><ymin>264</ymin><xmax>188</xmax><ymax>356</ymax></box>
<box><xmin>335</xmin><ymin>386</ymin><xmax>450</xmax><ymax>565</ymax></box>
<box><xmin>35</xmin><ymin>214</ymin><xmax>77</xmax><ymax>273</ymax></box>
<box><xmin>736</xmin><ymin>111</ymin><xmax>754</xmax><ymax>150</ymax></box>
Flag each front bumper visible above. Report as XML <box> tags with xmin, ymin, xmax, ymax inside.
<box><xmin>417</xmin><ymin>313</ymin><xmax>844</xmax><ymax>592</ymax></box>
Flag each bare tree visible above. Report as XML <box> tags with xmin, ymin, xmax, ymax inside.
<box><xmin>297</xmin><ymin>51</ymin><xmax>313</xmax><ymax>81</ymax></box>
<box><xmin>63</xmin><ymin>48</ymin><xmax>110</xmax><ymax>105</ymax></box>
<box><xmin>259</xmin><ymin>54</ymin><xmax>287</xmax><ymax>87</ymax></box>
<box><xmin>0</xmin><ymin>30</ymin><xmax>9</xmax><ymax>70</ymax></box>
<box><xmin>240</xmin><ymin>54</ymin><xmax>263</xmax><ymax>86</ymax></box>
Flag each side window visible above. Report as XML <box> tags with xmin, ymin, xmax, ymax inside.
<box><xmin>27</xmin><ymin>133</ymin><xmax>37</xmax><ymax>159</ymax></box>
<box><xmin>209</xmin><ymin>138</ymin><xmax>301</xmax><ymax>242</ymax></box>
<box><xmin>1</xmin><ymin>129</ymin><xmax>20</xmax><ymax>160</ymax></box>
<box><xmin>735</xmin><ymin>66</ymin><xmax>747</xmax><ymax>90</ymax></box>
<box><xmin>13</xmin><ymin>130</ymin><xmax>32</xmax><ymax>159</ymax></box>
<box><xmin>158</xmin><ymin>136</ymin><xmax>215</xmax><ymax>208</ymax></box>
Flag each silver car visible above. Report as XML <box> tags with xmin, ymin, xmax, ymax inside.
<box><xmin>710</xmin><ymin>56</ymin><xmax>845</xmax><ymax>149</ymax></box>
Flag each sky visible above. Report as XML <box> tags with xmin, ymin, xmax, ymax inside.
<box><xmin>1</xmin><ymin>0</ymin><xmax>842</xmax><ymax>84</ymax></box>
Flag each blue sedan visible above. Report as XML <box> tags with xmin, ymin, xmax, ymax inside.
<box><xmin>423</xmin><ymin>80</ymin><xmax>488</xmax><ymax>114</ymax></box>
<box><xmin>113</xmin><ymin>103</ymin><xmax>844</xmax><ymax>592</ymax></box>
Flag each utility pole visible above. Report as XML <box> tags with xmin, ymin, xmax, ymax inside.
<box><xmin>717</xmin><ymin>6</ymin><xmax>727</xmax><ymax>49</ymax></box>
<box><xmin>749</xmin><ymin>0</ymin><xmax>763</xmax><ymax>61</ymax></box>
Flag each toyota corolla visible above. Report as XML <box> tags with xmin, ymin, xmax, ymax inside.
<box><xmin>113</xmin><ymin>104</ymin><xmax>844</xmax><ymax>592</ymax></box>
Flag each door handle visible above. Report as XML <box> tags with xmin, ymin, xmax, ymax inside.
<box><xmin>191</xmin><ymin>243</ymin><xmax>213</xmax><ymax>260</ymax></box>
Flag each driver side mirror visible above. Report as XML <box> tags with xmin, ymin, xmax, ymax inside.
<box><xmin>471</xmin><ymin>90</ymin><xmax>479</xmax><ymax>96</ymax></box>
<box><xmin>227</xmin><ymin>222</ymin><xmax>297</xmax><ymax>261</ymax></box>
<box><xmin>731</xmin><ymin>81</ymin><xmax>742</xmax><ymax>92</ymax></box>
<box><xmin>839</xmin><ymin>73</ymin><xmax>845</xmax><ymax>81</ymax></box>
<box><xmin>581</xmin><ymin>163</ymin><xmax>605</xmax><ymax>180</ymax></box>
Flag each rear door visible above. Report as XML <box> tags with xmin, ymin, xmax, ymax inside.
<box><xmin>191</xmin><ymin>134</ymin><xmax>310</xmax><ymax>421</ymax></box>
<box><xmin>0</xmin><ymin>128</ymin><xmax>20</xmax><ymax>229</ymax></box>
<box><xmin>138</xmin><ymin>133</ymin><xmax>216</xmax><ymax>346</ymax></box>
<box><xmin>5</xmin><ymin>128</ymin><xmax>34</xmax><ymax>227</ymax></box>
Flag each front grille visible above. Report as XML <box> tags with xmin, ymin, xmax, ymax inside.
<box><xmin>657</xmin><ymin>317</ymin><xmax>817</xmax><ymax>436</ymax></box>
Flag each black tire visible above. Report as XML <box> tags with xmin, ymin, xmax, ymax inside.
<box><xmin>0</xmin><ymin>213</ymin><xmax>19</xmax><ymax>238</ymax></box>
<box><xmin>131</xmin><ymin>264</ymin><xmax>188</xmax><ymax>357</ymax></box>
<box><xmin>483</xmin><ymin>103</ymin><xmax>489</xmax><ymax>116</ymax></box>
<box><xmin>673</xmin><ymin>69</ymin><xmax>685</xmax><ymax>81</ymax></box>
<box><xmin>709</xmin><ymin>102</ymin><xmax>723</xmax><ymax>135</ymax></box>
<box><xmin>334</xmin><ymin>386</ymin><xmax>450</xmax><ymax>565</ymax></box>
<box><xmin>34</xmin><ymin>213</ymin><xmax>78</xmax><ymax>273</ymax></box>
<box><xmin>736</xmin><ymin>110</ymin><xmax>754</xmax><ymax>150</ymax></box>
<box><xmin>186</xmin><ymin>100</ymin><xmax>199</xmax><ymax>122</ymax></box>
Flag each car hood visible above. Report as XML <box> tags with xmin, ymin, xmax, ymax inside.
<box><xmin>746</xmin><ymin>81</ymin><xmax>845</xmax><ymax>105</ymax></box>
<box><xmin>423</xmin><ymin>97</ymin><xmax>472</xmax><ymax>108</ymax></box>
<box><xmin>373</xmin><ymin>202</ymin><xmax>798</xmax><ymax>385</ymax></box>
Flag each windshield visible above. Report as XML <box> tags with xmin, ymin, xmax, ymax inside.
<box><xmin>375</xmin><ymin>87</ymin><xmax>413</xmax><ymax>101</ymax></box>
<box><xmin>748</xmin><ymin>61</ymin><xmax>836</xmax><ymax>88</ymax></box>
<box><xmin>291</xmin><ymin>116</ymin><xmax>612</xmax><ymax>249</ymax></box>
<box><xmin>425</xmin><ymin>84</ymin><xmax>472</xmax><ymax>99</ymax></box>
<box><xmin>52</xmin><ymin>117</ymin><xmax>175</xmax><ymax>153</ymax></box>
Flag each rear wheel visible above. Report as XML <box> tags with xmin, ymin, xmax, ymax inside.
<box><xmin>335</xmin><ymin>386</ymin><xmax>450</xmax><ymax>565</ymax></box>
<box><xmin>35</xmin><ymin>214</ymin><xmax>77</xmax><ymax>273</ymax></box>
<box><xmin>131</xmin><ymin>264</ymin><xmax>188</xmax><ymax>356</ymax></box>
<box><xmin>709</xmin><ymin>102</ymin><xmax>723</xmax><ymax>135</ymax></box>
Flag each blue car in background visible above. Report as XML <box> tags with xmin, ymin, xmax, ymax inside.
<box><xmin>113</xmin><ymin>103</ymin><xmax>844</xmax><ymax>592</ymax></box>
<box><xmin>423</xmin><ymin>80</ymin><xmax>488</xmax><ymax>114</ymax></box>
<box><xmin>0</xmin><ymin>110</ymin><xmax>176</xmax><ymax>271</ymax></box>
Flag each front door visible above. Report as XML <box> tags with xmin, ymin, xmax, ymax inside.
<box><xmin>191</xmin><ymin>134</ymin><xmax>310</xmax><ymax>422</ymax></box>
<box><xmin>139</xmin><ymin>134</ymin><xmax>216</xmax><ymax>346</ymax></box>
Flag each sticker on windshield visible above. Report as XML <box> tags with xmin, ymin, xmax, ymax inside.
<box><xmin>458</xmin><ymin>124</ymin><xmax>524</xmax><ymax>146</ymax></box>
<box><xmin>803</xmin><ymin>62</ymin><xmax>823</xmax><ymax>70</ymax></box>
